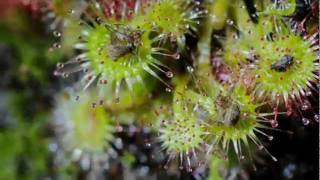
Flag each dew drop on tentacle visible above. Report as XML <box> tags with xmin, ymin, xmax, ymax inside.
<box><xmin>301</xmin><ymin>100</ymin><xmax>311</xmax><ymax>111</ymax></box>
<box><xmin>285</xmin><ymin>101</ymin><xmax>293</xmax><ymax>116</ymax></box>
<box><xmin>53</xmin><ymin>30</ymin><xmax>61</xmax><ymax>37</ymax></box>
<box><xmin>53</xmin><ymin>70</ymin><xmax>59</xmax><ymax>76</ymax></box>
<box><xmin>302</xmin><ymin>117</ymin><xmax>310</xmax><ymax>125</ymax></box>
<box><xmin>178</xmin><ymin>151</ymin><xmax>184</xmax><ymax>170</ymax></box>
<box><xmin>164</xmin><ymin>154</ymin><xmax>174</xmax><ymax>170</ymax></box>
<box><xmin>69</xmin><ymin>9</ymin><xmax>75</xmax><ymax>14</ymax></box>
<box><xmin>186</xmin><ymin>66</ymin><xmax>194</xmax><ymax>73</ymax></box>
<box><xmin>272</xmin><ymin>105</ymin><xmax>279</xmax><ymax>127</ymax></box>
<box><xmin>226</xmin><ymin>19</ymin><xmax>234</xmax><ymax>25</ymax></box>
<box><xmin>56</xmin><ymin>62</ymin><xmax>64</xmax><ymax>69</ymax></box>
<box><xmin>145</xmin><ymin>142</ymin><xmax>151</xmax><ymax>148</ymax></box>
<box><xmin>144</xmin><ymin>139</ymin><xmax>152</xmax><ymax>148</ymax></box>
<box><xmin>314</xmin><ymin>114</ymin><xmax>319</xmax><ymax>122</ymax></box>
<box><xmin>165</xmin><ymin>87</ymin><xmax>172</xmax><ymax>92</ymax></box>
<box><xmin>270</xmin><ymin>120</ymin><xmax>279</xmax><ymax>128</ymax></box>
<box><xmin>62</xmin><ymin>73</ymin><xmax>69</xmax><ymax>78</ymax></box>
<box><xmin>52</xmin><ymin>42</ymin><xmax>61</xmax><ymax>49</ymax></box>
<box><xmin>306</xmin><ymin>90</ymin><xmax>312</xmax><ymax>96</ymax></box>
<box><xmin>268</xmin><ymin>136</ymin><xmax>274</xmax><ymax>141</ymax></box>
<box><xmin>258</xmin><ymin>145</ymin><xmax>264</xmax><ymax>150</ymax></box>
<box><xmin>116</xmin><ymin>125</ymin><xmax>123</xmax><ymax>132</ymax></box>
<box><xmin>166</xmin><ymin>71</ymin><xmax>173</xmax><ymax>78</ymax></box>
<box><xmin>173</xmin><ymin>53</ymin><xmax>180</xmax><ymax>60</ymax></box>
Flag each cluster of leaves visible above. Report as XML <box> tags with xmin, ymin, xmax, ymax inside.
<box><xmin>0</xmin><ymin>0</ymin><xmax>318</xmax><ymax>179</ymax></box>
<box><xmin>50</xmin><ymin>0</ymin><xmax>319</xmax><ymax>176</ymax></box>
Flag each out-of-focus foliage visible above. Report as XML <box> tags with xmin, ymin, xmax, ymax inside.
<box><xmin>0</xmin><ymin>8</ymin><xmax>62</xmax><ymax>83</ymax></box>
<box><xmin>0</xmin><ymin>92</ymin><xmax>49</xmax><ymax>179</ymax></box>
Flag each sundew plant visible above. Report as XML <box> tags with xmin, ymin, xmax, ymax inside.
<box><xmin>0</xmin><ymin>0</ymin><xmax>319</xmax><ymax>179</ymax></box>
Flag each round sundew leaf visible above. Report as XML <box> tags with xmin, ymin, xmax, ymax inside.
<box><xmin>54</xmin><ymin>91</ymin><xmax>115</xmax><ymax>154</ymax></box>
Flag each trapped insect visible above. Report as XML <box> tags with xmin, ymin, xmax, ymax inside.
<box><xmin>216</xmin><ymin>95</ymin><xmax>241</xmax><ymax>127</ymax></box>
<box><xmin>223</xmin><ymin>102</ymin><xmax>241</xmax><ymax>126</ymax></box>
<box><xmin>107</xmin><ymin>28</ymin><xmax>144</xmax><ymax>60</ymax></box>
<box><xmin>271</xmin><ymin>54</ymin><xmax>294</xmax><ymax>72</ymax></box>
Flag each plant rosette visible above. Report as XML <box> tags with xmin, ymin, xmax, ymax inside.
<box><xmin>133</xmin><ymin>0</ymin><xmax>206</xmax><ymax>50</ymax></box>
<box><xmin>53</xmin><ymin>90</ymin><xmax>116</xmax><ymax>169</ymax></box>
<box><xmin>223</xmin><ymin>11</ymin><xmax>318</xmax><ymax>123</ymax></box>
<box><xmin>54</xmin><ymin>1</ymin><xmax>176</xmax><ymax>110</ymax></box>
<box><xmin>158</xmin><ymin>77</ymin><xmax>208</xmax><ymax>171</ymax></box>
<box><xmin>188</xmin><ymin>66</ymin><xmax>277</xmax><ymax>162</ymax></box>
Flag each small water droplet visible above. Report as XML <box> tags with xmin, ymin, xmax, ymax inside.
<box><xmin>179</xmin><ymin>166</ymin><xmax>184</xmax><ymax>170</ymax></box>
<box><xmin>150</xmin><ymin>154</ymin><xmax>155</xmax><ymax>159</ymax></box>
<box><xmin>62</xmin><ymin>73</ymin><xmax>69</xmax><ymax>78</ymax></box>
<box><xmin>163</xmin><ymin>165</ymin><xmax>168</xmax><ymax>170</ymax></box>
<box><xmin>306</xmin><ymin>91</ymin><xmax>312</xmax><ymax>96</ymax></box>
<box><xmin>53</xmin><ymin>31</ymin><xmax>61</xmax><ymax>37</ymax></box>
<box><xmin>174</xmin><ymin>53</ymin><xmax>180</xmax><ymax>59</ymax></box>
<box><xmin>270</xmin><ymin>120</ymin><xmax>278</xmax><ymax>128</ymax></box>
<box><xmin>314</xmin><ymin>114</ymin><xmax>319</xmax><ymax>122</ymax></box>
<box><xmin>226</xmin><ymin>19</ymin><xmax>234</xmax><ymax>25</ymax></box>
<box><xmin>286</xmin><ymin>108</ymin><xmax>293</xmax><ymax>116</ymax></box>
<box><xmin>258</xmin><ymin>145</ymin><xmax>264</xmax><ymax>150</ymax></box>
<box><xmin>271</xmin><ymin>156</ymin><xmax>278</xmax><ymax>162</ymax></box>
<box><xmin>116</xmin><ymin>125</ymin><xmax>123</xmax><ymax>132</ymax></box>
<box><xmin>186</xmin><ymin>66</ymin><xmax>194</xmax><ymax>73</ymax></box>
<box><xmin>165</xmin><ymin>88</ymin><xmax>172</xmax><ymax>92</ymax></box>
<box><xmin>253</xmin><ymin>165</ymin><xmax>257</xmax><ymax>171</ymax></box>
<box><xmin>56</xmin><ymin>62</ymin><xmax>64</xmax><ymax>69</ymax></box>
<box><xmin>301</xmin><ymin>101</ymin><xmax>311</xmax><ymax>111</ymax></box>
<box><xmin>302</xmin><ymin>118</ymin><xmax>310</xmax><ymax>125</ymax></box>
<box><xmin>243</xmin><ymin>112</ymin><xmax>248</xmax><ymax>117</ymax></box>
<box><xmin>53</xmin><ymin>71</ymin><xmax>59</xmax><ymax>76</ymax></box>
<box><xmin>268</xmin><ymin>136</ymin><xmax>274</xmax><ymax>141</ymax></box>
<box><xmin>69</xmin><ymin>9</ymin><xmax>75</xmax><ymax>14</ymax></box>
<box><xmin>166</xmin><ymin>71</ymin><xmax>173</xmax><ymax>78</ymax></box>
<box><xmin>53</xmin><ymin>42</ymin><xmax>61</xmax><ymax>49</ymax></box>
<box><xmin>145</xmin><ymin>142</ymin><xmax>151</xmax><ymax>148</ymax></box>
<box><xmin>96</xmin><ymin>17</ymin><xmax>101</xmax><ymax>22</ymax></box>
